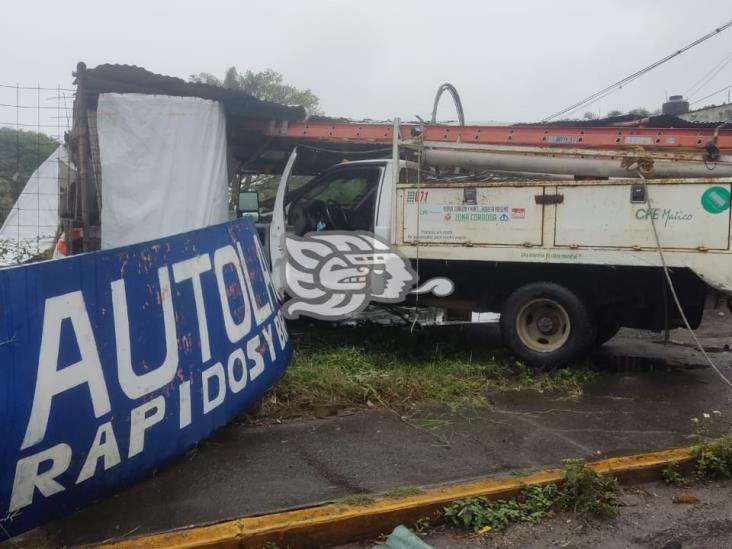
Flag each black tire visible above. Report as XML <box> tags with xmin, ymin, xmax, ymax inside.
<box><xmin>596</xmin><ymin>322</ymin><xmax>621</xmax><ymax>346</ymax></box>
<box><xmin>499</xmin><ymin>282</ymin><xmax>596</xmax><ymax>367</ymax></box>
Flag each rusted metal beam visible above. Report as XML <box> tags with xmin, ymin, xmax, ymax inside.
<box><xmin>243</xmin><ymin>119</ymin><xmax>732</xmax><ymax>152</ymax></box>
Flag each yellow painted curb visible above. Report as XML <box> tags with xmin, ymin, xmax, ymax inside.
<box><xmin>98</xmin><ymin>446</ymin><xmax>694</xmax><ymax>549</ymax></box>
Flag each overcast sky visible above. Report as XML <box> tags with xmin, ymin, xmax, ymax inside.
<box><xmin>3</xmin><ymin>0</ymin><xmax>732</xmax><ymax>129</ymax></box>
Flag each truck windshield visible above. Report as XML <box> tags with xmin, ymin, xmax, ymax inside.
<box><xmin>286</xmin><ymin>165</ymin><xmax>383</xmax><ymax>235</ymax></box>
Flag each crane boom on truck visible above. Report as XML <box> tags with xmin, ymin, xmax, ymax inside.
<box><xmin>255</xmin><ymin>117</ymin><xmax>732</xmax><ymax>366</ymax></box>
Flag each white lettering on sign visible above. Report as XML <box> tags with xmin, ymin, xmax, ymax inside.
<box><xmin>202</xmin><ymin>362</ymin><xmax>226</xmax><ymax>414</ymax></box>
<box><xmin>22</xmin><ymin>292</ymin><xmax>111</xmax><ymax>451</ymax></box>
<box><xmin>76</xmin><ymin>422</ymin><xmax>121</xmax><ymax>484</ymax></box>
<box><xmin>214</xmin><ymin>245</ymin><xmax>253</xmax><ymax>343</ymax></box>
<box><xmin>9</xmin><ymin>444</ymin><xmax>72</xmax><ymax>513</ymax></box>
<box><xmin>227</xmin><ymin>348</ymin><xmax>248</xmax><ymax>393</ymax></box>
<box><xmin>172</xmin><ymin>254</ymin><xmax>213</xmax><ymax>362</ymax></box>
<box><xmin>112</xmin><ymin>267</ymin><xmax>179</xmax><ymax>400</ymax></box>
<box><xmin>261</xmin><ymin>324</ymin><xmax>276</xmax><ymax>362</ymax></box>
<box><xmin>179</xmin><ymin>380</ymin><xmax>192</xmax><ymax>429</ymax></box>
<box><xmin>237</xmin><ymin>242</ymin><xmax>272</xmax><ymax>326</ymax></box>
<box><xmin>246</xmin><ymin>334</ymin><xmax>265</xmax><ymax>381</ymax></box>
<box><xmin>274</xmin><ymin>311</ymin><xmax>289</xmax><ymax>349</ymax></box>
<box><xmin>9</xmin><ymin>241</ymin><xmax>289</xmax><ymax>515</ymax></box>
<box><xmin>128</xmin><ymin>396</ymin><xmax>166</xmax><ymax>458</ymax></box>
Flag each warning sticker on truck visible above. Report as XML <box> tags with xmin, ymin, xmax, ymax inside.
<box><xmin>402</xmin><ymin>186</ymin><xmax>544</xmax><ymax>246</ymax></box>
<box><xmin>418</xmin><ymin>204</ymin><xmax>527</xmax><ymax>224</ymax></box>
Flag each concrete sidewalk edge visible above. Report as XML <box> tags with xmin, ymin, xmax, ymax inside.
<box><xmin>98</xmin><ymin>447</ymin><xmax>694</xmax><ymax>549</ymax></box>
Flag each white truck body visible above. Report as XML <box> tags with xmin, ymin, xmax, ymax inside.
<box><xmin>395</xmin><ymin>177</ymin><xmax>732</xmax><ymax>295</ymax></box>
<box><xmin>271</xmin><ymin>153</ymin><xmax>732</xmax><ymax>296</ymax></box>
<box><xmin>268</xmin><ymin>149</ymin><xmax>731</xmax><ymax>365</ymax></box>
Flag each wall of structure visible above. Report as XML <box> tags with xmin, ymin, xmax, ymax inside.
<box><xmin>680</xmin><ymin>104</ymin><xmax>732</xmax><ymax>123</ymax></box>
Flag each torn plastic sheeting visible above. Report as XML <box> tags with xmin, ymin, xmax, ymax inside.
<box><xmin>0</xmin><ymin>145</ymin><xmax>65</xmax><ymax>265</ymax></box>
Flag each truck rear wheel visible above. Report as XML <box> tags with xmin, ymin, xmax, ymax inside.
<box><xmin>500</xmin><ymin>282</ymin><xmax>596</xmax><ymax>367</ymax></box>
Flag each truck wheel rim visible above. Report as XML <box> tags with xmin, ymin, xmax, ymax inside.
<box><xmin>515</xmin><ymin>298</ymin><xmax>571</xmax><ymax>353</ymax></box>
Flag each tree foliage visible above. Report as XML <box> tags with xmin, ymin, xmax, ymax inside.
<box><xmin>189</xmin><ymin>68</ymin><xmax>321</xmax><ymax>211</ymax></box>
<box><xmin>603</xmin><ymin>107</ymin><xmax>651</xmax><ymax>118</ymax></box>
<box><xmin>628</xmin><ymin>107</ymin><xmax>651</xmax><ymax>117</ymax></box>
<box><xmin>189</xmin><ymin>67</ymin><xmax>321</xmax><ymax>114</ymax></box>
<box><xmin>0</xmin><ymin>128</ymin><xmax>58</xmax><ymax>223</ymax></box>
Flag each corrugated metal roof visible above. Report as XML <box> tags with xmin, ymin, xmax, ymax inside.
<box><xmin>78</xmin><ymin>63</ymin><xmax>306</xmax><ymax>121</ymax></box>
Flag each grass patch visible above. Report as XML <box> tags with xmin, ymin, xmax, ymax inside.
<box><xmin>693</xmin><ymin>434</ymin><xmax>732</xmax><ymax>479</ymax></box>
<box><xmin>382</xmin><ymin>486</ymin><xmax>424</xmax><ymax>500</ymax></box>
<box><xmin>340</xmin><ymin>494</ymin><xmax>375</xmax><ymax>506</ymax></box>
<box><xmin>444</xmin><ymin>460</ymin><xmax>617</xmax><ymax>532</ymax></box>
<box><xmin>267</xmin><ymin>324</ymin><xmax>595</xmax><ymax>413</ymax></box>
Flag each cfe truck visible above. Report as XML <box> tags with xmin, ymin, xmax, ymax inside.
<box><xmin>55</xmin><ymin>65</ymin><xmax>732</xmax><ymax>367</ymax></box>
<box><xmin>258</xmin><ymin>120</ymin><xmax>732</xmax><ymax>366</ymax></box>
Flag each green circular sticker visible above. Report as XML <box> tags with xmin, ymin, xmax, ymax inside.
<box><xmin>701</xmin><ymin>186</ymin><xmax>731</xmax><ymax>214</ymax></box>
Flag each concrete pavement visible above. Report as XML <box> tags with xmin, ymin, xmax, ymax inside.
<box><xmin>10</xmin><ymin>313</ymin><xmax>732</xmax><ymax>548</ymax></box>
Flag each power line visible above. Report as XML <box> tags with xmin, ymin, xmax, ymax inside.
<box><xmin>690</xmin><ymin>82</ymin><xmax>732</xmax><ymax>105</ymax></box>
<box><xmin>685</xmin><ymin>50</ymin><xmax>732</xmax><ymax>98</ymax></box>
<box><xmin>542</xmin><ymin>19</ymin><xmax>732</xmax><ymax>121</ymax></box>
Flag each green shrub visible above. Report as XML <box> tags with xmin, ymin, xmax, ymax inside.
<box><xmin>556</xmin><ymin>459</ymin><xmax>617</xmax><ymax>520</ymax></box>
<box><xmin>443</xmin><ymin>484</ymin><xmax>558</xmax><ymax>531</ymax></box>
<box><xmin>443</xmin><ymin>461</ymin><xmax>617</xmax><ymax>532</ymax></box>
<box><xmin>694</xmin><ymin>434</ymin><xmax>732</xmax><ymax>479</ymax></box>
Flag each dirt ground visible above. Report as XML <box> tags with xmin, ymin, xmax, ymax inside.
<box><xmin>341</xmin><ymin>480</ymin><xmax>732</xmax><ymax>549</ymax></box>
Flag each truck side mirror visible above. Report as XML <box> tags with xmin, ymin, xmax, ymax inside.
<box><xmin>238</xmin><ymin>191</ymin><xmax>260</xmax><ymax>221</ymax></box>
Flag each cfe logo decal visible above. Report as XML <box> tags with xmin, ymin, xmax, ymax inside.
<box><xmin>282</xmin><ymin>231</ymin><xmax>454</xmax><ymax>320</ymax></box>
<box><xmin>701</xmin><ymin>186</ymin><xmax>731</xmax><ymax>215</ymax></box>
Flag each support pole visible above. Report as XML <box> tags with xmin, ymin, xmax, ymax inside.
<box><xmin>75</xmin><ymin>62</ymin><xmax>95</xmax><ymax>252</ymax></box>
<box><xmin>390</xmin><ymin>118</ymin><xmax>400</xmax><ymax>246</ymax></box>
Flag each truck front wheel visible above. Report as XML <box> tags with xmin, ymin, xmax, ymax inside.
<box><xmin>499</xmin><ymin>282</ymin><xmax>596</xmax><ymax>367</ymax></box>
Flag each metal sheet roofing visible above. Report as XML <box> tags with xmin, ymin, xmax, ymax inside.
<box><xmin>78</xmin><ymin>63</ymin><xmax>306</xmax><ymax>121</ymax></box>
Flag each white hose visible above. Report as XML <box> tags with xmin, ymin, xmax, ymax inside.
<box><xmin>640</xmin><ymin>172</ymin><xmax>732</xmax><ymax>387</ymax></box>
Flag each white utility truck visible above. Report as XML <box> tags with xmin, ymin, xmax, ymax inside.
<box><xmin>262</xmin><ymin>120</ymin><xmax>732</xmax><ymax>366</ymax></box>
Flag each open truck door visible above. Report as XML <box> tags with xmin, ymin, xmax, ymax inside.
<box><xmin>269</xmin><ymin>147</ymin><xmax>298</xmax><ymax>300</ymax></box>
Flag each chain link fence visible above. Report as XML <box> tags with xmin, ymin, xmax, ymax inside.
<box><xmin>0</xmin><ymin>83</ymin><xmax>74</xmax><ymax>263</ymax></box>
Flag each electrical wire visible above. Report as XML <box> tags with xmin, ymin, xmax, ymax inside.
<box><xmin>685</xmin><ymin>50</ymin><xmax>732</xmax><ymax>99</ymax></box>
<box><xmin>639</xmin><ymin>171</ymin><xmax>732</xmax><ymax>387</ymax></box>
<box><xmin>691</xmin><ymin>82</ymin><xmax>732</xmax><ymax>106</ymax></box>
<box><xmin>543</xmin><ymin>19</ymin><xmax>732</xmax><ymax>122</ymax></box>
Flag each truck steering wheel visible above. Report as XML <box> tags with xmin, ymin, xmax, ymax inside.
<box><xmin>325</xmin><ymin>200</ymin><xmax>348</xmax><ymax>229</ymax></box>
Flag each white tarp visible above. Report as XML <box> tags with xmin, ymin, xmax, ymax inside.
<box><xmin>0</xmin><ymin>145</ymin><xmax>63</xmax><ymax>265</ymax></box>
<box><xmin>97</xmin><ymin>93</ymin><xmax>229</xmax><ymax>249</ymax></box>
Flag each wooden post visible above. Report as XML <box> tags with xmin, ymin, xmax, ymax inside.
<box><xmin>75</xmin><ymin>62</ymin><xmax>96</xmax><ymax>252</ymax></box>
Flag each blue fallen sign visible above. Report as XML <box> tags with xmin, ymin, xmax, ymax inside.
<box><xmin>0</xmin><ymin>218</ymin><xmax>291</xmax><ymax>538</ymax></box>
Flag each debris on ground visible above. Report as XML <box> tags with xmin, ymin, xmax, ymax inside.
<box><xmin>376</xmin><ymin>525</ymin><xmax>433</xmax><ymax>549</ymax></box>
<box><xmin>672</xmin><ymin>494</ymin><xmax>700</xmax><ymax>504</ymax></box>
